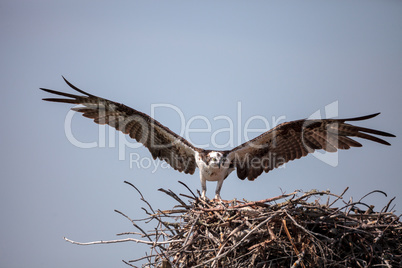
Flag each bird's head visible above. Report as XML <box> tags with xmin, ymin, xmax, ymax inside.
<box><xmin>207</xmin><ymin>152</ymin><xmax>225</xmax><ymax>168</ymax></box>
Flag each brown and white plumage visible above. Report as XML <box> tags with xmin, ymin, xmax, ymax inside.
<box><xmin>41</xmin><ymin>77</ymin><xmax>395</xmax><ymax>200</ymax></box>
<box><xmin>226</xmin><ymin>114</ymin><xmax>395</xmax><ymax>182</ymax></box>
<box><xmin>42</xmin><ymin>77</ymin><xmax>200</xmax><ymax>175</ymax></box>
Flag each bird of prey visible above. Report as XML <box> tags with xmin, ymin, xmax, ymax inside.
<box><xmin>41</xmin><ymin>77</ymin><xmax>395</xmax><ymax>200</ymax></box>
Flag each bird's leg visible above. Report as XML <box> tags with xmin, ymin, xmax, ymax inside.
<box><xmin>200</xmin><ymin>176</ymin><xmax>207</xmax><ymax>200</ymax></box>
<box><xmin>214</xmin><ymin>179</ymin><xmax>224</xmax><ymax>201</ymax></box>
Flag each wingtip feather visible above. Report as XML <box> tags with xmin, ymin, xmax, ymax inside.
<box><xmin>356</xmin><ymin>132</ymin><xmax>392</xmax><ymax>146</ymax></box>
<box><xmin>40</xmin><ymin>87</ymin><xmax>80</xmax><ymax>99</ymax></box>
<box><xmin>343</xmin><ymin>112</ymin><xmax>381</xmax><ymax>122</ymax></box>
<box><xmin>61</xmin><ymin>76</ymin><xmax>94</xmax><ymax>97</ymax></box>
<box><xmin>42</xmin><ymin>98</ymin><xmax>78</xmax><ymax>104</ymax></box>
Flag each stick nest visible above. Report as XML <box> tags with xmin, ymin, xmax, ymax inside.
<box><xmin>66</xmin><ymin>182</ymin><xmax>402</xmax><ymax>267</ymax></box>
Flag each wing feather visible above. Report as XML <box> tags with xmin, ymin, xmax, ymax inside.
<box><xmin>41</xmin><ymin>77</ymin><xmax>199</xmax><ymax>174</ymax></box>
<box><xmin>228</xmin><ymin>114</ymin><xmax>395</xmax><ymax>181</ymax></box>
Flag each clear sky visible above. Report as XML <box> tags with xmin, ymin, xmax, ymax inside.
<box><xmin>1</xmin><ymin>1</ymin><xmax>401</xmax><ymax>267</ymax></box>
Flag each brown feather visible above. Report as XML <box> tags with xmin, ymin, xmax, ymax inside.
<box><xmin>228</xmin><ymin>114</ymin><xmax>394</xmax><ymax>181</ymax></box>
<box><xmin>41</xmin><ymin>78</ymin><xmax>199</xmax><ymax>175</ymax></box>
<box><xmin>42</xmin><ymin>79</ymin><xmax>395</xmax><ymax>184</ymax></box>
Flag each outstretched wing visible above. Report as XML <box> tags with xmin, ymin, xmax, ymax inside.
<box><xmin>41</xmin><ymin>77</ymin><xmax>200</xmax><ymax>174</ymax></box>
<box><xmin>227</xmin><ymin>113</ymin><xmax>395</xmax><ymax>181</ymax></box>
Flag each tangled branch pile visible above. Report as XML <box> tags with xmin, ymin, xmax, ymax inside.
<box><xmin>65</xmin><ymin>182</ymin><xmax>401</xmax><ymax>267</ymax></box>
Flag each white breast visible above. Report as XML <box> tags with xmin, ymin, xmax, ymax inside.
<box><xmin>195</xmin><ymin>151</ymin><xmax>234</xmax><ymax>182</ymax></box>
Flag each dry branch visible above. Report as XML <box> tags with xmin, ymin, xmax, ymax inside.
<box><xmin>64</xmin><ymin>183</ymin><xmax>402</xmax><ymax>267</ymax></box>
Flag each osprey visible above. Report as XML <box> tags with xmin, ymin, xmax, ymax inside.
<box><xmin>41</xmin><ymin>77</ymin><xmax>395</xmax><ymax>200</ymax></box>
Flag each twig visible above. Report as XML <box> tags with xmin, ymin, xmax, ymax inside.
<box><xmin>122</xmin><ymin>260</ymin><xmax>137</xmax><ymax>267</ymax></box>
<box><xmin>328</xmin><ymin>187</ymin><xmax>348</xmax><ymax>207</ymax></box>
<box><xmin>64</xmin><ymin>236</ymin><xmax>182</xmax><ymax>246</ymax></box>
<box><xmin>158</xmin><ymin>188</ymin><xmax>190</xmax><ymax>209</ymax></box>
<box><xmin>358</xmin><ymin>190</ymin><xmax>387</xmax><ymax>202</ymax></box>
<box><xmin>194</xmin><ymin>210</ymin><xmax>281</xmax><ymax>267</ymax></box>
<box><xmin>178</xmin><ymin>180</ymin><xmax>197</xmax><ymax>199</ymax></box>
<box><xmin>199</xmin><ymin>192</ymin><xmax>298</xmax><ymax>212</ymax></box>
<box><xmin>124</xmin><ymin>180</ymin><xmax>156</xmax><ymax>214</ymax></box>
<box><xmin>283</xmin><ymin>219</ymin><xmax>306</xmax><ymax>268</ymax></box>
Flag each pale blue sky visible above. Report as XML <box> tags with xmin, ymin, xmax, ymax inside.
<box><xmin>1</xmin><ymin>1</ymin><xmax>401</xmax><ymax>267</ymax></box>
